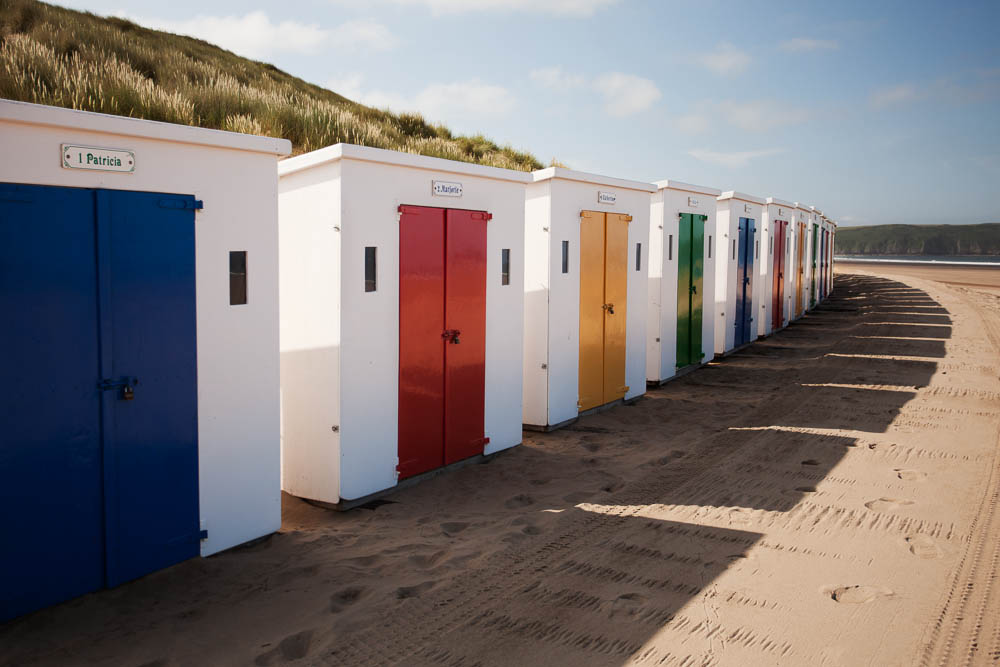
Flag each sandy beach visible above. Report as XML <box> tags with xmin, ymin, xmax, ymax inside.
<box><xmin>2</xmin><ymin>264</ymin><xmax>1000</xmax><ymax>666</ymax></box>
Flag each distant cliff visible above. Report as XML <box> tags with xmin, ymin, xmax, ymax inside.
<box><xmin>835</xmin><ymin>223</ymin><xmax>1000</xmax><ymax>256</ymax></box>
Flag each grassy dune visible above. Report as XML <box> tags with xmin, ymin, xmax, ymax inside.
<box><xmin>0</xmin><ymin>0</ymin><xmax>543</xmax><ymax>170</ymax></box>
<box><xmin>835</xmin><ymin>223</ymin><xmax>1000</xmax><ymax>256</ymax></box>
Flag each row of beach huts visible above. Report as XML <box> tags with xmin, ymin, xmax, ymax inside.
<box><xmin>0</xmin><ymin>99</ymin><xmax>836</xmax><ymax>621</ymax></box>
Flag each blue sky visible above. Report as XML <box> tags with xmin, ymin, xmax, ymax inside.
<box><xmin>54</xmin><ymin>0</ymin><xmax>1000</xmax><ymax>226</ymax></box>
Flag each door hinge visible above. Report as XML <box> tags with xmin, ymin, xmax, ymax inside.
<box><xmin>473</xmin><ymin>437</ymin><xmax>490</xmax><ymax>448</ymax></box>
<box><xmin>624</xmin><ymin>215</ymin><xmax>633</xmax><ymax>223</ymax></box>
<box><xmin>159</xmin><ymin>198</ymin><xmax>203</xmax><ymax>210</ymax></box>
<box><xmin>620</xmin><ymin>385</ymin><xmax>630</xmax><ymax>393</ymax></box>
<box><xmin>199</xmin><ymin>529</ymin><xmax>208</xmax><ymax>540</ymax></box>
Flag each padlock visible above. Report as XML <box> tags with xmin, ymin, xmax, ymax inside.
<box><xmin>122</xmin><ymin>385</ymin><xmax>135</xmax><ymax>401</ymax></box>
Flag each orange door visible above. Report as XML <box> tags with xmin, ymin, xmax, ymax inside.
<box><xmin>795</xmin><ymin>222</ymin><xmax>805</xmax><ymax>316</ymax></box>
<box><xmin>603</xmin><ymin>213</ymin><xmax>629</xmax><ymax>404</ymax></box>
<box><xmin>578</xmin><ymin>211</ymin><xmax>629</xmax><ymax>412</ymax></box>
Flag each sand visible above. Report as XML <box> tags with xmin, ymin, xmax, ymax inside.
<box><xmin>3</xmin><ymin>264</ymin><xmax>1000</xmax><ymax>666</ymax></box>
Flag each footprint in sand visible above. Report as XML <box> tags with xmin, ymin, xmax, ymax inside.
<box><xmin>396</xmin><ymin>581</ymin><xmax>435</xmax><ymax>600</ymax></box>
<box><xmin>728</xmin><ymin>508</ymin><xmax>753</xmax><ymax>524</ymax></box>
<box><xmin>865</xmin><ymin>497</ymin><xmax>915</xmax><ymax>512</ymax></box>
<box><xmin>828</xmin><ymin>585</ymin><xmax>893</xmax><ymax>604</ymax></box>
<box><xmin>906</xmin><ymin>534</ymin><xmax>941</xmax><ymax>559</ymax></box>
<box><xmin>504</xmin><ymin>494</ymin><xmax>535</xmax><ymax>509</ymax></box>
<box><xmin>895</xmin><ymin>469</ymin><xmax>927</xmax><ymax>481</ymax></box>
<box><xmin>801</xmin><ymin>459</ymin><xmax>821</xmax><ymax>466</ymax></box>
<box><xmin>563</xmin><ymin>491</ymin><xmax>592</xmax><ymax>503</ymax></box>
<box><xmin>440</xmin><ymin>521</ymin><xmax>469</xmax><ymax>535</ymax></box>
<box><xmin>408</xmin><ymin>550</ymin><xmax>447</xmax><ymax>568</ymax></box>
<box><xmin>329</xmin><ymin>587</ymin><xmax>367</xmax><ymax>613</ymax></box>
<box><xmin>254</xmin><ymin>629</ymin><xmax>314</xmax><ymax>665</ymax></box>
<box><xmin>609</xmin><ymin>592</ymin><xmax>647</xmax><ymax>618</ymax></box>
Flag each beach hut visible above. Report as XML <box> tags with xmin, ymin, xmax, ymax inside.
<box><xmin>523</xmin><ymin>168</ymin><xmax>653</xmax><ymax>429</ymax></box>
<box><xmin>715</xmin><ymin>192</ymin><xmax>764</xmax><ymax>353</ymax></box>
<box><xmin>826</xmin><ymin>219</ymin><xmax>837</xmax><ymax>296</ymax></box>
<box><xmin>761</xmin><ymin>198</ymin><xmax>794</xmax><ymax>335</ymax></box>
<box><xmin>802</xmin><ymin>204</ymin><xmax>819</xmax><ymax>310</ymax></box>
<box><xmin>811</xmin><ymin>206</ymin><xmax>825</xmax><ymax>305</ymax></box>
<box><xmin>819</xmin><ymin>214</ymin><xmax>831</xmax><ymax>299</ymax></box>
<box><xmin>791</xmin><ymin>206</ymin><xmax>809</xmax><ymax>320</ymax></box>
<box><xmin>278</xmin><ymin>144</ymin><xmax>527</xmax><ymax>505</ymax></box>
<box><xmin>0</xmin><ymin>99</ymin><xmax>290</xmax><ymax>621</ymax></box>
<box><xmin>646</xmin><ymin>180</ymin><xmax>720</xmax><ymax>384</ymax></box>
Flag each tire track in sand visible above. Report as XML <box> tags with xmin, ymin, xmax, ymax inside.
<box><xmin>917</xmin><ymin>285</ymin><xmax>1000</xmax><ymax>667</ymax></box>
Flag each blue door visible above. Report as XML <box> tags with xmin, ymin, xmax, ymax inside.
<box><xmin>743</xmin><ymin>219</ymin><xmax>755</xmax><ymax>341</ymax></box>
<box><xmin>733</xmin><ymin>217</ymin><xmax>755</xmax><ymax>346</ymax></box>
<box><xmin>0</xmin><ymin>184</ymin><xmax>200</xmax><ymax>621</ymax></box>
<box><xmin>1</xmin><ymin>184</ymin><xmax>105</xmax><ymax>620</ymax></box>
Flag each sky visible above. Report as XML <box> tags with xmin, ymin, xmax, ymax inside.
<box><xmin>52</xmin><ymin>0</ymin><xmax>1000</xmax><ymax>226</ymax></box>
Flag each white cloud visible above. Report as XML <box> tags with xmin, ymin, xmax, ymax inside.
<box><xmin>114</xmin><ymin>11</ymin><xmax>393</xmax><ymax>60</ymax></box>
<box><xmin>724</xmin><ymin>100</ymin><xmax>810</xmax><ymax>132</ymax></box>
<box><xmin>676</xmin><ymin>113</ymin><xmax>710</xmax><ymax>134</ymax></box>
<box><xmin>870</xmin><ymin>83</ymin><xmax>918</xmax><ymax>109</ymax></box>
<box><xmin>530</xmin><ymin>66</ymin><xmax>660</xmax><ymax>116</ymax></box>
<box><xmin>326</xmin><ymin>75</ymin><xmax>515</xmax><ymax>120</ymax></box>
<box><xmin>361</xmin><ymin>0</ymin><xmax>620</xmax><ymax>16</ymax></box>
<box><xmin>688</xmin><ymin>148</ymin><xmax>784</xmax><ymax>168</ymax></box>
<box><xmin>779</xmin><ymin>38</ymin><xmax>839</xmax><ymax>52</ymax></box>
<box><xmin>699</xmin><ymin>43</ymin><xmax>751</xmax><ymax>75</ymax></box>
<box><xmin>326</xmin><ymin>74</ymin><xmax>366</xmax><ymax>101</ymax></box>
<box><xmin>529</xmin><ymin>66</ymin><xmax>586</xmax><ymax>91</ymax></box>
<box><xmin>594</xmin><ymin>72</ymin><xmax>661</xmax><ymax>116</ymax></box>
<box><xmin>415</xmin><ymin>80</ymin><xmax>516</xmax><ymax>117</ymax></box>
<box><xmin>328</xmin><ymin>19</ymin><xmax>397</xmax><ymax>52</ymax></box>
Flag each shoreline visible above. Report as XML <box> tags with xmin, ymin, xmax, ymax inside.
<box><xmin>835</xmin><ymin>256</ymin><xmax>1000</xmax><ymax>267</ymax></box>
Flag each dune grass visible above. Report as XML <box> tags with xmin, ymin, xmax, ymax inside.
<box><xmin>835</xmin><ymin>223</ymin><xmax>1000</xmax><ymax>256</ymax></box>
<box><xmin>0</xmin><ymin>0</ymin><xmax>544</xmax><ymax>170</ymax></box>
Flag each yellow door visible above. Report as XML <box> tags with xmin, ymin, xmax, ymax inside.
<box><xmin>578</xmin><ymin>211</ymin><xmax>605</xmax><ymax>411</ymax></box>
<box><xmin>578</xmin><ymin>211</ymin><xmax>629</xmax><ymax>412</ymax></box>
<box><xmin>603</xmin><ymin>213</ymin><xmax>629</xmax><ymax>404</ymax></box>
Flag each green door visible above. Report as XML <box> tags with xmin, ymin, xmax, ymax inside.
<box><xmin>676</xmin><ymin>213</ymin><xmax>705</xmax><ymax>368</ymax></box>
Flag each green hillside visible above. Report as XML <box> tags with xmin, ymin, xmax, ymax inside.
<box><xmin>0</xmin><ymin>0</ymin><xmax>543</xmax><ymax>170</ymax></box>
<box><xmin>835</xmin><ymin>223</ymin><xmax>1000</xmax><ymax>256</ymax></box>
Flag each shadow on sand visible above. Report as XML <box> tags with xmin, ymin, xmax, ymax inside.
<box><xmin>0</xmin><ymin>274</ymin><xmax>950</xmax><ymax>666</ymax></box>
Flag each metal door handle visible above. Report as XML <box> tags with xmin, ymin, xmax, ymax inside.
<box><xmin>99</xmin><ymin>376</ymin><xmax>138</xmax><ymax>400</ymax></box>
<box><xmin>603</xmin><ymin>303</ymin><xmax>615</xmax><ymax>315</ymax></box>
<box><xmin>442</xmin><ymin>329</ymin><xmax>461</xmax><ymax>344</ymax></box>
<box><xmin>690</xmin><ymin>285</ymin><xmax>697</xmax><ymax>294</ymax></box>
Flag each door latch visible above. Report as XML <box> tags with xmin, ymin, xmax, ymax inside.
<box><xmin>99</xmin><ymin>376</ymin><xmax>138</xmax><ymax>401</ymax></box>
<box><xmin>442</xmin><ymin>329</ymin><xmax>461</xmax><ymax>344</ymax></box>
<box><xmin>690</xmin><ymin>284</ymin><xmax>697</xmax><ymax>294</ymax></box>
<box><xmin>602</xmin><ymin>303</ymin><xmax>615</xmax><ymax>315</ymax></box>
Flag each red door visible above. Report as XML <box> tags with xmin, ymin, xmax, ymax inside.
<box><xmin>397</xmin><ymin>205</ymin><xmax>488</xmax><ymax>479</ymax></box>
<box><xmin>771</xmin><ymin>219</ymin><xmax>786</xmax><ymax>331</ymax></box>
<box><xmin>444</xmin><ymin>209</ymin><xmax>488</xmax><ymax>465</ymax></box>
